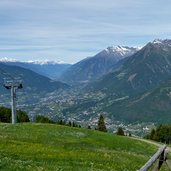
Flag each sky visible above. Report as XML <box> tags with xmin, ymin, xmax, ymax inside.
<box><xmin>0</xmin><ymin>0</ymin><xmax>171</xmax><ymax>64</ymax></box>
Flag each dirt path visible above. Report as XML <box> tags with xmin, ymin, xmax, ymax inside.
<box><xmin>130</xmin><ymin>136</ymin><xmax>171</xmax><ymax>153</ymax></box>
<box><xmin>130</xmin><ymin>136</ymin><xmax>163</xmax><ymax>147</ymax></box>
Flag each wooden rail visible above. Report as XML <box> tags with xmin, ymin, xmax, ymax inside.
<box><xmin>139</xmin><ymin>145</ymin><xmax>166</xmax><ymax>171</ymax></box>
<box><xmin>166</xmin><ymin>159</ymin><xmax>171</xmax><ymax>169</ymax></box>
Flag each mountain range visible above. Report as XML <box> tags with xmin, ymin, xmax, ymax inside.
<box><xmin>0</xmin><ymin>59</ymin><xmax>71</xmax><ymax>80</ymax></box>
<box><xmin>60</xmin><ymin>46</ymin><xmax>139</xmax><ymax>84</ymax></box>
<box><xmin>89</xmin><ymin>39</ymin><xmax>171</xmax><ymax>96</ymax></box>
<box><xmin>0</xmin><ymin>63</ymin><xmax>69</xmax><ymax>92</ymax></box>
<box><xmin>61</xmin><ymin>39</ymin><xmax>171</xmax><ymax>124</ymax></box>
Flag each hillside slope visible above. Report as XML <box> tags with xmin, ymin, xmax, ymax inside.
<box><xmin>103</xmin><ymin>79</ymin><xmax>171</xmax><ymax>123</ymax></box>
<box><xmin>0</xmin><ymin>63</ymin><xmax>69</xmax><ymax>94</ymax></box>
<box><xmin>1</xmin><ymin>61</ymin><xmax>71</xmax><ymax>80</ymax></box>
<box><xmin>0</xmin><ymin>123</ymin><xmax>157</xmax><ymax>171</ymax></box>
<box><xmin>0</xmin><ymin>63</ymin><xmax>69</xmax><ymax>115</ymax></box>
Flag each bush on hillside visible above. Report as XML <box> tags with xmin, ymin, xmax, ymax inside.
<box><xmin>35</xmin><ymin>115</ymin><xmax>55</xmax><ymax>123</ymax></box>
<box><xmin>0</xmin><ymin>107</ymin><xmax>11</xmax><ymax>123</ymax></box>
<box><xmin>17</xmin><ymin>110</ymin><xmax>30</xmax><ymax>122</ymax></box>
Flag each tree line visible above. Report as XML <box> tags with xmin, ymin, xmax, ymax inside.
<box><xmin>0</xmin><ymin>106</ymin><xmax>29</xmax><ymax>123</ymax></box>
<box><xmin>145</xmin><ymin>124</ymin><xmax>171</xmax><ymax>144</ymax></box>
<box><xmin>0</xmin><ymin>107</ymin><xmax>126</xmax><ymax>136</ymax></box>
<box><xmin>28</xmin><ymin>113</ymin><xmax>126</xmax><ymax>135</ymax></box>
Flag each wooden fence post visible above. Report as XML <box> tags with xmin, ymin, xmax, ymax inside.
<box><xmin>158</xmin><ymin>150</ymin><xmax>165</xmax><ymax>169</ymax></box>
<box><xmin>139</xmin><ymin>145</ymin><xmax>166</xmax><ymax>171</ymax></box>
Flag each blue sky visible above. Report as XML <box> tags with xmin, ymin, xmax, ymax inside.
<box><xmin>0</xmin><ymin>0</ymin><xmax>171</xmax><ymax>63</ymax></box>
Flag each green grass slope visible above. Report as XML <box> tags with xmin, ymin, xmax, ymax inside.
<box><xmin>0</xmin><ymin>123</ymin><xmax>158</xmax><ymax>171</ymax></box>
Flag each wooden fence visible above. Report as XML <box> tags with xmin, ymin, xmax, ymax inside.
<box><xmin>139</xmin><ymin>145</ymin><xmax>171</xmax><ymax>171</ymax></box>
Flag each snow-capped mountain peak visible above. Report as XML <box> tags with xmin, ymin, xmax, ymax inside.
<box><xmin>0</xmin><ymin>57</ymin><xmax>17</xmax><ymax>62</ymax></box>
<box><xmin>104</xmin><ymin>45</ymin><xmax>140</xmax><ymax>57</ymax></box>
<box><xmin>152</xmin><ymin>39</ymin><xmax>171</xmax><ymax>46</ymax></box>
<box><xmin>27</xmin><ymin>60</ymin><xmax>65</xmax><ymax>65</ymax></box>
<box><xmin>0</xmin><ymin>57</ymin><xmax>66</xmax><ymax>65</ymax></box>
<box><xmin>153</xmin><ymin>39</ymin><xmax>163</xmax><ymax>44</ymax></box>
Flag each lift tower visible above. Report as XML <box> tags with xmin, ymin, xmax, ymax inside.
<box><xmin>4</xmin><ymin>80</ymin><xmax>23</xmax><ymax>124</ymax></box>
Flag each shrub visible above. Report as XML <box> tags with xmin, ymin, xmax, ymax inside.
<box><xmin>35</xmin><ymin>115</ymin><xmax>54</xmax><ymax>123</ymax></box>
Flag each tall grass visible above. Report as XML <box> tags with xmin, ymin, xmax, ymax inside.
<box><xmin>0</xmin><ymin>123</ymin><xmax>157</xmax><ymax>171</ymax></box>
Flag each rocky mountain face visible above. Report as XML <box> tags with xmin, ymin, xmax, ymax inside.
<box><xmin>60</xmin><ymin>46</ymin><xmax>139</xmax><ymax>85</ymax></box>
<box><xmin>0</xmin><ymin>59</ymin><xmax>71</xmax><ymax>80</ymax></box>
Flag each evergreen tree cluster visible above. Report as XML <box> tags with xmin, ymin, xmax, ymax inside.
<box><xmin>145</xmin><ymin>124</ymin><xmax>171</xmax><ymax>144</ymax></box>
<box><xmin>67</xmin><ymin>121</ymin><xmax>81</xmax><ymax>127</ymax></box>
<box><xmin>0</xmin><ymin>106</ymin><xmax>29</xmax><ymax>123</ymax></box>
<box><xmin>35</xmin><ymin>115</ymin><xmax>55</xmax><ymax>123</ymax></box>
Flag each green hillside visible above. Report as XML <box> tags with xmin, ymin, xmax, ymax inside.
<box><xmin>100</xmin><ymin>79</ymin><xmax>171</xmax><ymax>123</ymax></box>
<box><xmin>0</xmin><ymin>123</ymin><xmax>158</xmax><ymax>171</ymax></box>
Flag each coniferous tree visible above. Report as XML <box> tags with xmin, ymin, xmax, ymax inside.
<box><xmin>72</xmin><ymin>122</ymin><xmax>76</xmax><ymax>127</ymax></box>
<box><xmin>116</xmin><ymin>127</ymin><xmax>124</xmax><ymax>136</ymax></box>
<box><xmin>87</xmin><ymin>125</ymin><xmax>91</xmax><ymax>129</ymax></box>
<box><xmin>149</xmin><ymin>128</ymin><xmax>156</xmax><ymax>140</ymax></box>
<box><xmin>35</xmin><ymin>115</ymin><xmax>54</xmax><ymax>123</ymax></box>
<box><xmin>97</xmin><ymin>114</ymin><xmax>107</xmax><ymax>132</ymax></box>
<box><xmin>68</xmin><ymin>121</ymin><xmax>72</xmax><ymax>127</ymax></box>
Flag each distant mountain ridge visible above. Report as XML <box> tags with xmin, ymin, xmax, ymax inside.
<box><xmin>0</xmin><ymin>63</ymin><xmax>69</xmax><ymax>94</ymax></box>
<box><xmin>0</xmin><ymin>58</ymin><xmax>66</xmax><ymax>64</ymax></box>
<box><xmin>60</xmin><ymin>46</ymin><xmax>140</xmax><ymax>84</ymax></box>
<box><xmin>0</xmin><ymin>59</ymin><xmax>71</xmax><ymax>80</ymax></box>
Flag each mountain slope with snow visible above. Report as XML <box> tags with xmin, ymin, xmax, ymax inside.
<box><xmin>88</xmin><ymin>39</ymin><xmax>171</xmax><ymax>96</ymax></box>
<box><xmin>0</xmin><ymin>59</ymin><xmax>71</xmax><ymax>80</ymax></box>
<box><xmin>60</xmin><ymin>46</ymin><xmax>139</xmax><ymax>84</ymax></box>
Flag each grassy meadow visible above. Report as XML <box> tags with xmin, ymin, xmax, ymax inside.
<box><xmin>0</xmin><ymin>123</ymin><xmax>159</xmax><ymax>171</ymax></box>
